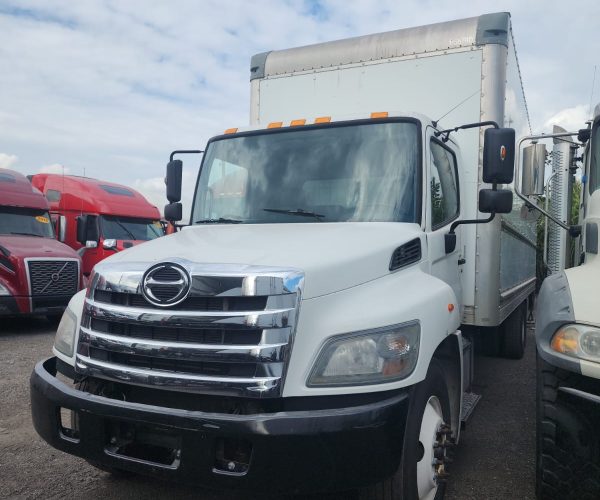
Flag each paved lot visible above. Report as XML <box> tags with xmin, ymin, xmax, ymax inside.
<box><xmin>0</xmin><ymin>317</ymin><xmax>535</xmax><ymax>499</ymax></box>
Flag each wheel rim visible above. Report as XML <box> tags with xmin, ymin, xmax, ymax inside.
<box><xmin>417</xmin><ymin>395</ymin><xmax>447</xmax><ymax>500</ymax></box>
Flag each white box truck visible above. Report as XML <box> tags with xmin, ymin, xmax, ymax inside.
<box><xmin>31</xmin><ymin>13</ymin><xmax>535</xmax><ymax>499</ymax></box>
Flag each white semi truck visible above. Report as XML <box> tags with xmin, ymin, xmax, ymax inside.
<box><xmin>31</xmin><ymin>13</ymin><xmax>535</xmax><ymax>499</ymax></box>
<box><xmin>531</xmin><ymin>106</ymin><xmax>600</xmax><ymax>498</ymax></box>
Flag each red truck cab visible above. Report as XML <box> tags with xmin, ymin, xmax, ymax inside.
<box><xmin>0</xmin><ymin>169</ymin><xmax>82</xmax><ymax>319</ymax></box>
<box><xmin>30</xmin><ymin>174</ymin><xmax>163</xmax><ymax>276</ymax></box>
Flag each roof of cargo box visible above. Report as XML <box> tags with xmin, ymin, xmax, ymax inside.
<box><xmin>0</xmin><ymin>168</ymin><xmax>48</xmax><ymax>210</ymax></box>
<box><xmin>251</xmin><ymin>12</ymin><xmax>510</xmax><ymax>80</ymax></box>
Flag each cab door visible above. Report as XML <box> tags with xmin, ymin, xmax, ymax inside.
<box><xmin>425</xmin><ymin>130</ymin><xmax>464</xmax><ymax>307</ymax></box>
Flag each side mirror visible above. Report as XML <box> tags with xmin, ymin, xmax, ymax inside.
<box><xmin>76</xmin><ymin>215</ymin><xmax>99</xmax><ymax>245</ymax></box>
<box><xmin>483</xmin><ymin>128</ymin><xmax>515</xmax><ymax>185</ymax></box>
<box><xmin>165</xmin><ymin>160</ymin><xmax>183</xmax><ymax>203</ymax></box>
<box><xmin>164</xmin><ymin>202</ymin><xmax>182</xmax><ymax>222</ymax></box>
<box><xmin>479</xmin><ymin>189</ymin><xmax>513</xmax><ymax>214</ymax></box>
<box><xmin>521</xmin><ymin>143</ymin><xmax>546</xmax><ymax>196</ymax></box>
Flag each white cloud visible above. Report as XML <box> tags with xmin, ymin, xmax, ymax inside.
<box><xmin>0</xmin><ymin>153</ymin><xmax>18</xmax><ymax>169</ymax></box>
<box><xmin>1</xmin><ymin>0</ymin><xmax>600</xmax><ymax>192</ymax></box>
<box><xmin>543</xmin><ymin>105</ymin><xmax>591</xmax><ymax>133</ymax></box>
<box><xmin>38</xmin><ymin>163</ymin><xmax>70</xmax><ymax>174</ymax></box>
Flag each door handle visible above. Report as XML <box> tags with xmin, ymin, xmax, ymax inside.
<box><xmin>458</xmin><ymin>258</ymin><xmax>466</xmax><ymax>266</ymax></box>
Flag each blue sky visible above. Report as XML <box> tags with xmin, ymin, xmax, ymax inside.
<box><xmin>1</xmin><ymin>0</ymin><xmax>598</xmax><ymax>213</ymax></box>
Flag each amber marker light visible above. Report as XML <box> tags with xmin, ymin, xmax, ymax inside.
<box><xmin>224</xmin><ymin>128</ymin><xmax>238</xmax><ymax>134</ymax></box>
<box><xmin>448</xmin><ymin>304</ymin><xmax>455</xmax><ymax>313</ymax></box>
<box><xmin>290</xmin><ymin>119</ymin><xmax>306</xmax><ymax>126</ymax></box>
<box><xmin>371</xmin><ymin>111</ymin><xmax>389</xmax><ymax>118</ymax></box>
<box><xmin>314</xmin><ymin>116</ymin><xmax>331</xmax><ymax>123</ymax></box>
<box><xmin>267</xmin><ymin>122</ymin><xmax>283</xmax><ymax>128</ymax></box>
<box><xmin>550</xmin><ymin>326</ymin><xmax>579</xmax><ymax>355</ymax></box>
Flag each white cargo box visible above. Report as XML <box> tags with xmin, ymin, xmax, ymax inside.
<box><xmin>249</xmin><ymin>13</ymin><xmax>535</xmax><ymax>327</ymax></box>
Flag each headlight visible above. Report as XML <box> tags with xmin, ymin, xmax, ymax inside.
<box><xmin>307</xmin><ymin>321</ymin><xmax>420</xmax><ymax>387</ymax></box>
<box><xmin>0</xmin><ymin>281</ymin><xmax>10</xmax><ymax>296</ymax></box>
<box><xmin>551</xmin><ymin>324</ymin><xmax>600</xmax><ymax>362</ymax></box>
<box><xmin>54</xmin><ymin>308</ymin><xmax>78</xmax><ymax>357</ymax></box>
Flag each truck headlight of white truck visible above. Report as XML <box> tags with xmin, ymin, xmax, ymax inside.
<box><xmin>550</xmin><ymin>324</ymin><xmax>600</xmax><ymax>361</ymax></box>
<box><xmin>53</xmin><ymin>307</ymin><xmax>77</xmax><ymax>357</ymax></box>
<box><xmin>308</xmin><ymin>322</ymin><xmax>419</xmax><ymax>386</ymax></box>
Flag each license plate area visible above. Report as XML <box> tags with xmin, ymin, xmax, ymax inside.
<box><xmin>104</xmin><ymin>419</ymin><xmax>182</xmax><ymax>469</ymax></box>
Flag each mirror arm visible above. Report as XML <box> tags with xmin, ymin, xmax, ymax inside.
<box><xmin>449</xmin><ymin>212</ymin><xmax>496</xmax><ymax>235</ymax></box>
<box><xmin>169</xmin><ymin>150</ymin><xmax>204</xmax><ymax>162</ymax></box>
<box><xmin>515</xmin><ymin>132</ymin><xmax>582</xmax><ymax>232</ymax></box>
<box><xmin>434</xmin><ymin>120</ymin><xmax>499</xmax><ymax>142</ymax></box>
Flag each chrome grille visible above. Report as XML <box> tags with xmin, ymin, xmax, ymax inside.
<box><xmin>75</xmin><ymin>261</ymin><xmax>303</xmax><ymax>398</ymax></box>
<box><xmin>27</xmin><ymin>259</ymin><xmax>79</xmax><ymax>296</ymax></box>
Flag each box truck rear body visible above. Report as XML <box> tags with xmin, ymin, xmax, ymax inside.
<box><xmin>250</xmin><ymin>12</ymin><xmax>534</xmax><ymax>327</ymax></box>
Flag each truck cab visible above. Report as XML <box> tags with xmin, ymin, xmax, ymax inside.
<box><xmin>30</xmin><ymin>174</ymin><xmax>164</xmax><ymax>277</ymax></box>
<box><xmin>0</xmin><ymin>168</ymin><xmax>82</xmax><ymax>319</ymax></box>
<box><xmin>535</xmin><ymin>106</ymin><xmax>600</xmax><ymax>497</ymax></box>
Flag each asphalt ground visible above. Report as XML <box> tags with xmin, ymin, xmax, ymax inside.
<box><xmin>0</xmin><ymin>317</ymin><xmax>535</xmax><ymax>499</ymax></box>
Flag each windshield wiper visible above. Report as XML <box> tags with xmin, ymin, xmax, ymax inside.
<box><xmin>194</xmin><ymin>218</ymin><xmax>244</xmax><ymax>224</ymax></box>
<box><xmin>112</xmin><ymin>219</ymin><xmax>137</xmax><ymax>240</ymax></box>
<box><xmin>263</xmin><ymin>208</ymin><xmax>325</xmax><ymax>221</ymax></box>
<box><xmin>9</xmin><ymin>232</ymin><xmax>44</xmax><ymax>237</ymax></box>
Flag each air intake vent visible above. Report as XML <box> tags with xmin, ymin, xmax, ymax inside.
<box><xmin>390</xmin><ymin>238</ymin><xmax>421</xmax><ymax>271</ymax></box>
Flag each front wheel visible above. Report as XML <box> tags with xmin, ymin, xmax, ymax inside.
<box><xmin>358</xmin><ymin>360</ymin><xmax>453</xmax><ymax>500</ymax></box>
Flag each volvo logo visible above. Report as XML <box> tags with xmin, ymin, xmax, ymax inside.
<box><xmin>141</xmin><ymin>262</ymin><xmax>191</xmax><ymax>307</ymax></box>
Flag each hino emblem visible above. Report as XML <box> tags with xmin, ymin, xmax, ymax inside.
<box><xmin>141</xmin><ymin>262</ymin><xmax>191</xmax><ymax>307</ymax></box>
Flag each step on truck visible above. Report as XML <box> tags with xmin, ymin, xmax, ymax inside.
<box><xmin>0</xmin><ymin>168</ymin><xmax>82</xmax><ymax>319</ymax></box>
<box><xmin>31</xmin><ymin>13</ymin><xmax>536</xmax><ymax>499</ymax></box>
<box><xmin>528</xmin><ymin>105</ymin><xmax>600</xmax><ymax>498</ymax></box>
<box><xmin>30</xmin><ymin>174</ymin><xmax>164</xmax><ymax>278</ymax></box>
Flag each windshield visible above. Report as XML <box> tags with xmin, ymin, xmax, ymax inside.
<box><xmin>0</xmin><ymin>207</ymin><xmax>55</xmax><ymax>237</ymax></box>
<box><xmin>191</xmin><ymin>121</ymin><xmax>420</xmax><ymax>224</ymax></box>
<box><xmin>99</xmin><ymin>216</ymin><xmax>163</xmax><ymax>240</ymax></box>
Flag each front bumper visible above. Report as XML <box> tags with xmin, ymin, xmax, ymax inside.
<box><xmin>0</xmin><ymin>295</ymin><xmax>70</xmax><ymax>316</ymax></box>
<box><xmin>31</xmin><ymin>357</ymin><xmax>410</xmax><ymax>494</ymax></box>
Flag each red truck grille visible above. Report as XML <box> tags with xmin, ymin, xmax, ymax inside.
<box><xmin>27</xmin><ymin>259</ymin><xmax>79</xmax><ymax>296</ymax></box>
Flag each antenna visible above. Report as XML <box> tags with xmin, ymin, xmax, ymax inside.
<box><xmin>588</xmin><ymin>65</ymin><xmax>597</xmax><ymax>118</ymax></box>
<box><xmin>432</xmin><ymin>89</ymin><xmax>480</xmax><ymax>128</ymax></box>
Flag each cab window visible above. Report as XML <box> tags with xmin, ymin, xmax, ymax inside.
<box><xmin>430</xmin><ymin>140</ymin><xmax>459</xmax><ymax>229</ymax></box>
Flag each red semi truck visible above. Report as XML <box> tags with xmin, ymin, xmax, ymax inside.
<box><xmin>0</xmin><ymin>169</ymin><xmax>82</xmax><ymax>319</ymax></box>
<box><xmin>30</xmin><ymin>174</ymin><xmax>164</xmax><ymax>277</ymax></box>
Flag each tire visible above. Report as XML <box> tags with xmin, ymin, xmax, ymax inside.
<box><xmin>502</xmin><ymin>301</ymin><xmax>527</xmax><ymax>359</ymax></box>
<box><xmin>358</xmin><ymin>360</ymin><xmax>452</xmax><ymax>500</ymax></box>
<box><xmin>536</xmin><ymin>354</ymin><xmax>600</xmax><ymax>499</ymax></box>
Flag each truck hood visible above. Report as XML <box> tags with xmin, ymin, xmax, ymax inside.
<box><xmin>103</xmin><ymin>222</ymin><xmax>423</xmax><ymax>299</ymax></box>
<box><xmin>0</xmin><ymin>235</ymin><xmax>79</xmax><ymax>260</ymax></box>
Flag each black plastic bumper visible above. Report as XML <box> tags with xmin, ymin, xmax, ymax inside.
<box><xmin>0</xmin><ymin>296</ymin><xmax>20</xmax><ymax>315</ymax></box>
<box><xmin>31</xmin><ymin>357</ymin><xmax>410</xmax><ymax>494</ymax></box>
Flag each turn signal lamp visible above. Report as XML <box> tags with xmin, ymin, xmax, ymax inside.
<box><xmin>550</xmin><ymin>324</ymin><xmax>600</xmax><ymax>361</ymax></box>
<box><xmin>550</xmin><ymin>326</ymin><xmax>579</xmax><ymax>355</ymax></box>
